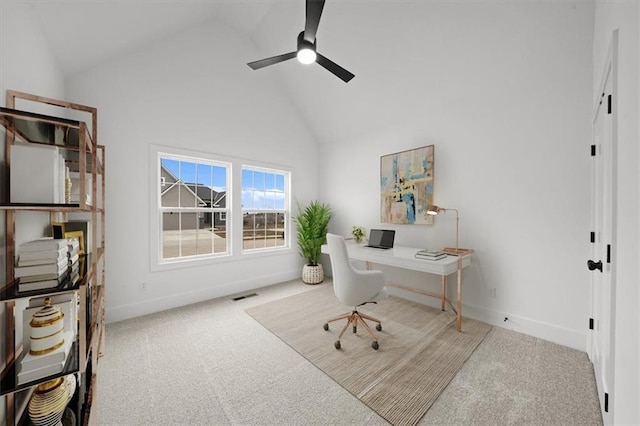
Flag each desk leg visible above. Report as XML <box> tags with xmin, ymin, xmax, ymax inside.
<box><xmin>457</xmin><ymin>259</ymin><xmax>462</xmax><ymax>332</ymax></box>
<box><xmin>441</xmin><ymin>276</ymin><xmax>446</xmax><ymax>311</ymax></box>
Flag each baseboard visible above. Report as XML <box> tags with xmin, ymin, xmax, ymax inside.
<box><xmin>108</xmin><ymin>274</ymin><xmax>588</xmax><ymax>352</ymax></box>
<box><xmin>462</xmin><ymin>303</ymin><xmax>587</xmax><ymax>352</ymax></box>
<box><xmin>387</xmin><ymin>286</ymin><xmax>587</xmax><ymax>352</ymax></box>
<box><xmin>106</xmin><ymin>270</ymin><xmax>300</xmax><ymax>323</ymax></box>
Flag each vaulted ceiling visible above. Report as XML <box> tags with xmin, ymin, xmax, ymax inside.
<box><xmin>23</xmin><ymin>0</ymin><xmax>403</xmax><ymax>144</ymax></box>
<box><xmin>26</xmin><ymin>0</ymin><xmax>384</xmax><ymax>143</ymax></box>
<box><xmin>26</xmin><ymin>0</ymin><xmax>277</xmax><ymax>76</ymax></box>
<box><xmin>20</xmin><ymin>1</ymin><xmax>594</xmax><ymax>145</ymax></box>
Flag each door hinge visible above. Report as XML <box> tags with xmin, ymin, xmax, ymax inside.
<box><xmin>589</xmin><ymin>318</ymin><xmax>594</xmax><ymax>330</ymax></box>
<box><xmin>591</xmin><ymin>145</ymin><xmax>596</xmax><ymax>156</ymax></box>
<box><xmin>590</xmin><ymin>232</ymin><xmax>595</xmax><ymax>243</ymax></box>
<box><xmin>604</xmin><ymin>392</ymin><xmax>609</xmax><ymax>412</ymax></box>
<box><xmin>607</xmin><ymin>95</ymin><xmax>612</xmax><ymax>114</ymax></box>
<box><xmin>607</xmin><ymin>244</ymin><xmax>611</xmax><ymax>263</ymax></box>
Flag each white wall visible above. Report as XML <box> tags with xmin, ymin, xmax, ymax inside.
<box><xmin>592</xmin><ymin>2</ymin><xmax>640</xmax><ymax>424</ymax></box>
<box><xmin>0</xmin><ymin>3</ymin><xmax>66</xmax><ymax>424</ymax></box>
<box><xmin>0</xmin><ymin>4</ymin><xmax>65</xmax><ymax>101</ymax></box>
<box><xmin>65</xmin><ymin>19</ymin><xmax>320</xmax><ymax>322</ymax></box>
<box><xmin>319</xmin><ymin>2</ymin><xmax>595</xmax><ymax>351</ymax></box>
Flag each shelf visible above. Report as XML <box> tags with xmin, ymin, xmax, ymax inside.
<box><xmin>0</xmin><ymin>107</ymin><xmax>94</xmax><ymax>149</ymax></box>
<box><xmin>0</xmin><ymin>340</ymin><xmax>79</xmax><ymax>397</ymax></box>
<box><xmin>0</xmin><ymin>254</ymin><xmax>90</xmax><ymax>302</ymax></box>
<box><xmin>0</xmin><ymin>203</ymin><xmax>82</xmax><ymax>212</ymax></box>
<box><xmin>0</xmin><ymin>106</ymin><xmax>82</xmax><ymax>129</ymax></box>
<box><xmin>0</xmin><ymin>203</ymin><xmax>102</xmax><ymax>214</ymax></box>
<box><xmin>2</xmin><ymin>91</ymin><xmax>104</xmax><ymax>426</ymax></box>
<box><xmin>1</xmin><ymin>105</ymin><xmax>100</xmax><ymax>209</ymax></box>
<box><xmin>0</xmin><ymin>280</ymin><xmax>80</xmax><ymax>304</ymax></box>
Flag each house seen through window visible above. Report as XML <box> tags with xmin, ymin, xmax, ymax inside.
<box><xmin>158</xmin><ymin>153</ymin><xmax>290</xmax><ymax>264</ymax></box>
<box><xmin>160</xmin><ymin>156</ymin><xmax>229</xmax><ymax>260</ymax></box>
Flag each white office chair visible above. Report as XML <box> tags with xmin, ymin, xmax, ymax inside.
<box><xmin>323</xmin><ymin>233</ymin><xmax>388</xmax><ymax>350</ymax></box>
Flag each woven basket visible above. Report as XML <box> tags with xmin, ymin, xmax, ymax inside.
<box><xmin>302</xmin><ymin>264</ymin><xmax>324</xmax><ymax>285</ymax></box>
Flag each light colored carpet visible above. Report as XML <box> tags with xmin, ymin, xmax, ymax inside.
<box><xmin>421</xmin><ymin>326</ymin><xmax>604</xmax><ymax>425</ymax></box>
<box><xmin>93</xmin><ymin>279</ymin><xmax>603</xmax><ymax>425</ymax></box>
<box><xmin>246</xmin><ymin>284</ymin><xmax>492</xmax><ymax>426</ymax></box>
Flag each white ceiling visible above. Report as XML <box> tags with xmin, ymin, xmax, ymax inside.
<box><xmin>19</xmin><ymin>1</ymin><xmax>588</xmax><ymax>146</ymax></box>
<box><xmin>26</xmin><ymin>0</ymin><xmax>278</xmax><ymax>75</ymax></box>
<box><xmin>23</xmin><ymin>0</ymin><xmax>387</xmax><ymax>143</ymax></box>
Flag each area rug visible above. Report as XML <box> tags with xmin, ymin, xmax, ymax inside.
<box><xmin>245</xmin><ymin>283</ymin><xmax>492</xmax><ymax>426</ymax></box>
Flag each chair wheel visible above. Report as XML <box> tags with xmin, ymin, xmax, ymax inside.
<box><xmin>334</xmin><ymin>341</ymin><xmax>341</xmax><ymax>349</ymax></box>
<box><xmin>323</xmin><ymin>323</ymin><xmax>329</xmax><ymax>331</ymax></box>
<box><xmin>372</xmin><ymin>341</ymin><xmax>379</xmax><ymax>350</ymax></box>
<box><xmin>376</xmin><ymin>324</ymin><xmax>382</xmax><ymax>332</ymax></box>
<box><xmin>353</xmin><ymin>326</ymin><xmax>357</xmax><ymax>333</ymax></box>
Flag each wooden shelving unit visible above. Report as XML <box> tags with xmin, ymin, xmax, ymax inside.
<box><xmin>0</xmin><ymin>91</ymin><xmax>105</xmax><ymax>425</ymax></box>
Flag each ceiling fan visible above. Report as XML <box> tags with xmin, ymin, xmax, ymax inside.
<box><xmin>247</xmin><ymin>0</ymin><xmax>355</xmax><ymax>83</ymax></box>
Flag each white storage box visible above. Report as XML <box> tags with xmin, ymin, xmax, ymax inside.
<box><xmin>10</xmin><ymin>143</ymin><xmax>66</xmax><ymax>203</ymax></box>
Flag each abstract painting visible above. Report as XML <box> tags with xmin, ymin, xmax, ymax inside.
<box><xmin>380</xmin><ymin>145</ymin><xmax>434</xmax><ymax>225</ymax></box>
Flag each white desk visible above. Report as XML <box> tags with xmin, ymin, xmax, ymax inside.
<box><xmin>323</xmin><ymin>243</ymin><xmax>473</xmax><ymax>331</ymax></box>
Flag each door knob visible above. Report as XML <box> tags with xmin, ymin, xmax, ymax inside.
<box><xmin>587</xmin><ymin>260</ymin><xmax>603</xmax><ymax>272</ymax></box>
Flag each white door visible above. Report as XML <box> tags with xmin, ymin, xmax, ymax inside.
<box><xmin>588</xmin><ymin>30</ymin><xmax>617</xmax><ymax>424</ymax></box>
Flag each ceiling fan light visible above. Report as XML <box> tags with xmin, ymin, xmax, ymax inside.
<box><xmin>297</xmin><ymin>48</ymin><xmax>316</xmax><ymax>64</ymax></box>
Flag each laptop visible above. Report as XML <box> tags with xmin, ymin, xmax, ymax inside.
<box><xmin>364</xmin><ymin>229</ymin><xmax>395</xmax><ymax>249</ymax></box>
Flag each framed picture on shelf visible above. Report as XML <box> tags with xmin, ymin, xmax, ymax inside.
<box><xmin>51</xmin><ymin>222</ymin><xmax>66</xmax><ymax>239</ymax></box>
<box><xmin>64</xmin><ymin>230</ymin><xmax>84</xmax><ymax>255</ymax></box>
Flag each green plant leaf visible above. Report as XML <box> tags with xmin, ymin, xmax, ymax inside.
<box><xmin>294</xmin><ymin>200</ymin><xmax>332</xmax><ymax>265</ymax></box>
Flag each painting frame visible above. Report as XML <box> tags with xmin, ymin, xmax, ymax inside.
<box><xmin>51</xmin><ymin>222</ymin><xmax>66</xmax><ymax>239</ymax></box>
<box><xmin>64</xmin><ymin>230</ymin><xmax>85</xmax><ymax>255</ymax></box>
<box><xmin>380</xmin><ymin>145</ymin><xmax>435</xmax><ymax>225</ymax></box>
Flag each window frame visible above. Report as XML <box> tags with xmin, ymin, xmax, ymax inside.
<box><xmin>150</xmin><ymin>145</ymin><xmax>293</xmax><ymax>272</ymax></box>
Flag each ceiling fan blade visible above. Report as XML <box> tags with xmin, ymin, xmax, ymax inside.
<box><xmin>247</xmin><ymin>52</ymin><xmax>297</xmax><ymax>70</ymax></box>
<box><xmin>316</xmin><ymin>52</ymin><xmax>355</xmax><ymax>83</ymax></box>
<box><xmin>304</xmin><ymin>0</ymin><xmax>325</xmax><ymax>43</ymax></box>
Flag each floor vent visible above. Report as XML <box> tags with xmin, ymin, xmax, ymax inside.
<box><xmin>232</xmin><ymin>293</ymin><xmax>258</xmax><ymax>301</ymax></box>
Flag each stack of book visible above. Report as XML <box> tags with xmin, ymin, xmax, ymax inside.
<box><xmin>67</xmin><ymin>238</ymin><xmax>81</xmax><ymax>284</ymax></box>
<box><xmin>415</xmin><ymin>249</ymin><xmax>447</xmax><ymax>261</ymax></box>
<box><xmin>16</xmin><ymin>238</ymin><xmax>69</xmax><ymax>292</ymax></box>
<box><xmin>17</xmin><ymin>329</ymin><xmax>74</xmax><ymax>384</ymax></box>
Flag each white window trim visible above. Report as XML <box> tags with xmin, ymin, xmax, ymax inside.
<box><xmin>150</xmin><ymin>144</ymin><xmax>293</xmax><ymax>272</ymax></box>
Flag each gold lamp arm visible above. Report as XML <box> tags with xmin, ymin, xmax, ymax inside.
<box><xmin>427</xmin><ymin>205</ymin><xmax>463</xmax><ymax>256</ymax></box>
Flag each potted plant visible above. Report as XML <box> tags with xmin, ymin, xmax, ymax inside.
<box><xmin>295</xmin><ymin>200</ymin><xmax>332</xmax><ymax>284</ymax></box>
<box><xmin>351</xmin><ymin>226</ymin><xmax>366</xmax><ymax>243</ymax></box>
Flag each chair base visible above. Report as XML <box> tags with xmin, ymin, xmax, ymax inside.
<box><xmin>323</xmin><ymin>309</ymin><xmax>382</xmax><ymax>350</ymax></box>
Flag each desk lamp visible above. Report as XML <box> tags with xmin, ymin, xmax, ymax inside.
<box><xmin>427</xmin><ymin>205</ymin><xmax>470</xmax><ymax>256</ymax></box>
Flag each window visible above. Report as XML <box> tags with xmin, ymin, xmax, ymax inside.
<box><xmin>152</xmin><ymin>145</ymin><xmax>291</xmax><ymax>269</ymax></box>
<box><xmin>242</xmin><ymin>166</ymin><xmax>288</xmax><ymax>251</ymax></box>
<box><xmin>159</xmin><ymin>155</ymin><xmax>229</xmax><ymax>260</ymax></box>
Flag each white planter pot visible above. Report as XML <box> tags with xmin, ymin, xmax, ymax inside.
<box><xmin>302</xmin><ymin>264</ymin><xmax>324</xmax><ymax>285</ymax></box>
